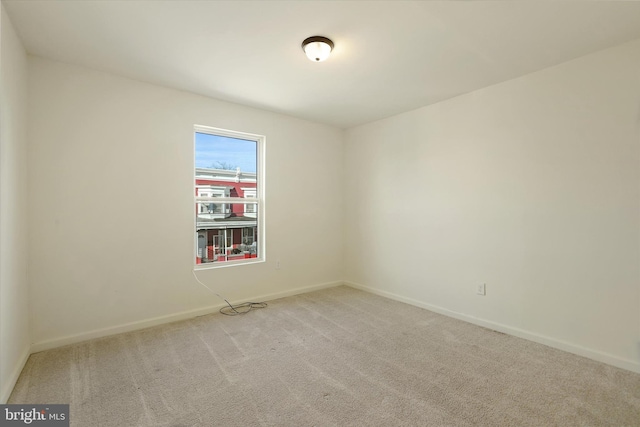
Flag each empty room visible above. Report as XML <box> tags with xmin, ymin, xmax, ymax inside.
<box><xmin>1</xmin><ymin>1</ymin><xmax>639</xmax><ymax>425</ymax></box>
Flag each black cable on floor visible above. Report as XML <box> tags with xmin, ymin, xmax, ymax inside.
<box><xmin>192</xmin><ymin>270</ymin><xmax>267</xmax><ymax>316</ymax></box>
<box><xmin>219</xmin><ymin>301</ymin><xmax>267</xmax><ymax>316</ymax></box>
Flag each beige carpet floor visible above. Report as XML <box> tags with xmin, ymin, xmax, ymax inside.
<box><xmin>9</xmin><ymin>286</ymin><xmax>640</xmax><ymax>426</ymax></box>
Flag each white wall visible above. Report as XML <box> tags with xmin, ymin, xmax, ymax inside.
<box><xmin>27</xmin><ymin>57</ymin><xmax>343</xmax><ymax>350</ymax></box>
<box><xmin>344</xmin><ymin>39</ymin><xmax>640</xmax><ymax>372</ymax></box>
<box><xmin>0</xmin><ymin>3</ymin><xmax>30</xmax><ymax>403</ymax></box>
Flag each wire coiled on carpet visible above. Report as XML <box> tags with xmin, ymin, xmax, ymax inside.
<box><xmin>192</xmin><ymin>270</ymin><xmax>267</xmax><ymax>316</ymax></box>
<box><xmin>219</xmin><ymin>301</ymin><xmax>267</xmax><ymax>316</ymax></box>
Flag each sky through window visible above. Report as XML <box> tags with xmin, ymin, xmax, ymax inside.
<box><xmin>195</xmin><ymin>132</ymin><xmax>256</xmax><ymax>173</ymax></box>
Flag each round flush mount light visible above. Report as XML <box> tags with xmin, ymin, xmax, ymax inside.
<box><xmin>302</xmin><ymin>36</ymin><xmax>334</xmax><ymax>62</ymax></box>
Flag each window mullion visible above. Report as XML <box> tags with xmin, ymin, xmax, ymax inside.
<box><xmin>195</xmin><ymin>197</ymin><xmax>258</xmax><ymax>203</ymax></box>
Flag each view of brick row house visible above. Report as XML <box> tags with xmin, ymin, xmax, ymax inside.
<box><xmin>195</xmin><ymin>167</ymin><xmax>257</xmax><ymax>263</ymax></box>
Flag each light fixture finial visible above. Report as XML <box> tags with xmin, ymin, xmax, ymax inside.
<box><xmin>302</xmin><ymin>36</ymin><xmax>334</xmax><ymax>62</ymax></box>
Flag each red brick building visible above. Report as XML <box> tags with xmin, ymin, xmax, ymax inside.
<box><xmin>195</xmin><ymin>167</ymin><xmax>257</xmax><ymax>263</ymax></box>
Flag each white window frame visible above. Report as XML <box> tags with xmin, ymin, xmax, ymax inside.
<box><xmin>242</xmin><ymin>188</ymin><xmax>257</xmax><ymax>216</ymax></box>
<box><xmin>194</xmin><ymin>125</ymin><xmax>265</xmax><ymax>269</ymax></box>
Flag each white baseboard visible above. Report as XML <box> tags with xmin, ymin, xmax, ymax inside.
<box><xmin>0</xmin><ymin>345</ymin><xmax>30</xmax><ymax>404</ymax></box>
<box><xmin>30</xmin><ymin>280</ymin><xmax>342</xmax><ymax>354</ymax></box>
<box><xmin>344</xmin><ymin>280</ymin><xmax>640</xmax><ymax>374</ymax></box>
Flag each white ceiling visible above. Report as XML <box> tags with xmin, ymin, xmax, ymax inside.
<box><xmin>5</xmin><ymin>0</ymin><xmax>640</xmax><ymax>129</ymax></box>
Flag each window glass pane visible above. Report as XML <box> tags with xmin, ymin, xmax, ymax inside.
<box><xmin>196</xmin><ymin>228</ymin><xmax>258</xmax><ymax>263</ymax></box>
<box><xmin>195</xmin><ymin>132</ymin><xmax>256</xmax><ymax>175</ymax></box>
<box><xmin>195</xmin><ymin>202</ymin><xmax>259</xmax><ymax>264</ymax></box>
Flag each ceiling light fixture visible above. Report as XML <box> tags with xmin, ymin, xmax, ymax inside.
<box><xmin>302</xmin><ymin>36</ymin><xmax>334</xmax><ymax>62</ymax></box>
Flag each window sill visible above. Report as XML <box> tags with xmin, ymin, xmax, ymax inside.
<box><xmin>194</xmin><ymin>257</ymin><xmax>265</xmax><ymax>270</ymax></box>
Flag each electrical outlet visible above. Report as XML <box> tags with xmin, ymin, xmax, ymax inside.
<box><xmin>477</xmin><ymin>283</ymin><xmax>486</xmax><ymax>296</ymax></box>
<box><xmin>276</xmin><ymin>260</ymin><xmax>281</xmax><ymax>270</ymax></box>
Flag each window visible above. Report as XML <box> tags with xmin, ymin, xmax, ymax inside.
<box><xmin>242</xmin><ymin>188</ymin><xmax>257</xmax><ymax>217</ymax></box>
<box><xmin>196</xmin><ymin>186</ymin><xmax>230</xmax><ymax>216</ymax></box>
<box><xmin>194</xmin><ymin>126</ymin><xmax>264</xmax><ymax>266</ymax></box>
<box><xmin>242</xmin><ymin>227</ymin><xmax>256</xmax><ymax>245</ymax></box>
